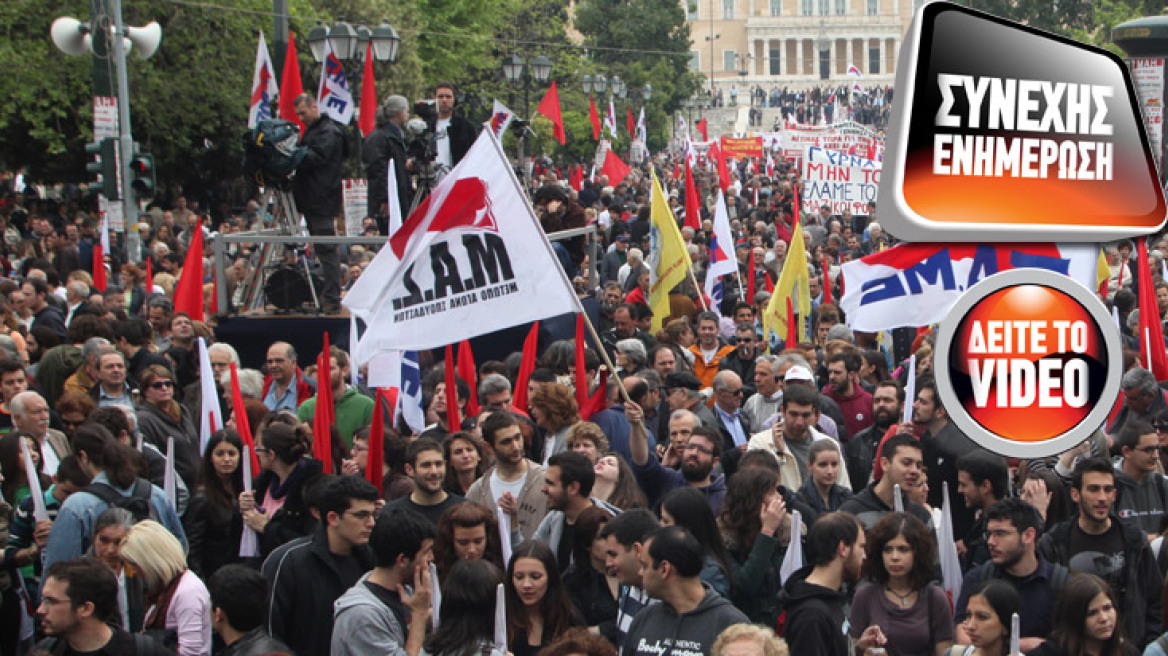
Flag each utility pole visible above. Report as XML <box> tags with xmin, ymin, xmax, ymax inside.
<box><xmin>273</xmin><ymin>0</ymin><xmax>288</xmax><ymax>79</ymax></box>
<box><xmin>109</xmin><ymin>0</ymin><xmax>141</xmax><ymax>263</ymax></box>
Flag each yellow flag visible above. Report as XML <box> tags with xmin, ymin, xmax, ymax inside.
<box><xmin>1096</xmin><ymin>247</ymin><xmax>1110</xmax><ymax>294</ymax></box>
<box><xmin>648</xmin><ymin>172</ymin><xmax>690</xmax><ymax>333</ymax></box>
<box><xmin>764</xmin><ymin>218</ymin><xmax>811</xmax><ymax>343</ymax></box>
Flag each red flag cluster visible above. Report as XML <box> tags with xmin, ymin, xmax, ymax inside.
<box><xmin>173</xmin><ymin>219</ymin><xmax>205</xmax><ymax>322</ymax></box>
<box><xmin>312</xmin><ymin>333</ymin><xmax>335</xmax><ymax>472</ymax></box>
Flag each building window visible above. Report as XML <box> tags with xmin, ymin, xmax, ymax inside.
<box><xmin>724</xmin><ymin>50</ymin><xmax>737</xmax><ymax>71</ymax></box>
<box><xmin>770</xmin><ymin>0</ymin><xmax>781</xmax><ymax>16</ymax></box>
<box><xmin>690</xmin><ymin>51</ymin><xmax>701</xmax><ymax>71</ymax></box>
<box><xmin>818</xmin><ymin>0</ymin><xmax>828</xmax><ymax>14</ymax></box>
<box><xmin>867</xmin><ymin>0</ymin><xmax>878</xmax><ymax>14</ymax></box>
<box><xmin>723</xmin><ymin>0</ymin><xmax>734</xmax><ymax>18</ymax></box>
<box><xmin>835</xmin><ymin>0</ymin><xmax>846</xmax><ymax>13</ymax></box>
<box><xmin>686</xmin><ymin>0</ymin><xmax>699</xmax><ymax>20</ymax></box>
<box><xmin>801</xmin><ymin>0</ymin><xmax>813</xmax><ymax>15</ymax></box>
<box><xmin>869</xmin><ymin>46</ymin><xmax>880</xmax><ymax>74</ymax></box>
<box><xmin>769</xmin><ymin>48</ymin><xmax>782</xmax><ymax>74</ymax></box>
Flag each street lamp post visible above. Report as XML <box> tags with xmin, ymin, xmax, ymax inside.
<box><xmin>630</xmin><ymin>83</ymin><xmax>651</xmax><ymax>162</ymax></box>
<box><xmin>502</xmin><ymin>54</ymin><xmax>552</xmax><ymax>187</ymax></box>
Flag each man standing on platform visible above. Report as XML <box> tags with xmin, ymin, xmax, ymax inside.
<box><xmin>293</xmin><ymin>94</ymin><xmax>345</xmax><ymax>314</ymax></box>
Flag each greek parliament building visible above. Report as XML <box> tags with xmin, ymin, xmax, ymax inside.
<box><xmin>685</xmin><ymin>0</ymin><xmax>925</xmax><ymax>88</ymax></box>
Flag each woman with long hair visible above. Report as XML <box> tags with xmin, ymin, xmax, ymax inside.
<box><xmin>850</xmin><ymin>512</ymin><xmax>954</xmax><ymax>656</ymax></box>
<box><xmin>592</xmin><ymin>452</ymin><xmax>647</xmax><ymax>510</ymax></box>
<box><xmin>659</xmin><ymin>487</ymin><xmax>731</xmax><ymax>597</ymax></box>
<box><xmin>946</xmin><ymin>580</ymin><xmax>1021</xmax><ymax>656</ymax></box>
<box><xmin>717</xmin><ymin>466</ymin><xmax>793</xmax><ymax>623</ymax></box>
<box><xmin>120</xmin><ymin>520</ymin><xmax>212</xmax><ymax>656</ymax></box>
<box><xmin>239</xmin><ymin>415</ymin><xmax>323</xmax><ymax>557</ymax></box>
<box><xmin>562</xmin><ymin>506</ymin><xmax>618</xmax><ymax>632</ymax></box>
<box><xmin>504</xmin><ymin>541</ymin><xmax>582</xmax><ymax>656</ymax></box>
<box><xmin>421</xmin><ymin>559</ymin><xmax>507</xmax><ymax>656</ymax></box>
<box><xmin>444</xmin><ymin>431</ymin><xmax>488</xmax><ymax>496</ymax></box>
<box><xmin>0</xmin><ymin>431</ymin><xmax>49</xmax><ymax>509</ymax></box>
<box><xmin>136</xmin><ymin>364</ymin><xmax>200</xmax><ymax>490</ymax></box>
<box><xmin>182</xmin><ymin>429</ymin><xmax>246</xmax><ymax>579</ymax></box>
<box><xmin>529</xmin><ymin>383</ymin><xmax>579</xmax><ymax>465</ymax></box>
<box><xmin>655</xmin><ymin>318</ymin><xmax>696</xmax><ymax>369</ymax></box>
<box><xmin>433</xmin><ymin>501</ymin><xmax>505</xmax><ymax>581</ymax></box>
<box><xmin>1030</xmin><ymin>575</ymin><xmax>1136</xmax><ymax>656</ymax></box>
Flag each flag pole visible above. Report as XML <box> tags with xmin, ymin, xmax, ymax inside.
<box><xmin>688</xmin><ymin>265</ymin><xmax>708</xmax><ymax>312</ymax></box>
<box><xmin>579</xmin><ymin>310</ymin><xmax>633</xmax><ymax>405</ymax></box>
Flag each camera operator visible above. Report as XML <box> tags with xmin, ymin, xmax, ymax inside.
<box><xmin>431</xmin><ymin>82</ymin><xmax>478</xmax><ymax>169</ymax></box>
<box><xmin>292</xmin><ymin>93</ymin><xmax>345</xmax><ymax>313</ymax></box>
<box><xmin>362</xmin><ymin>94</ymin><xmax>414</xmax><ymax>234</ymax></box>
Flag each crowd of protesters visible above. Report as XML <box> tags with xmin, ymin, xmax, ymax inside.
<box><xmin>1</xmin><ymin>85</ymin><xmax>1168</xmax><ymax>656</ymax></box>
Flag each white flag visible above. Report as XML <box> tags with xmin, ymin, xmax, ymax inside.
<box><xmin>164</xmin><ymin>437</ymin><xmax>177</xmax><ymax>513</ymax></box>
<box><xmin>368</xmin><ymin>350</ymin><xmax>426</xmax><ymax>434</ymax></box>
<box><xmin>636</xmin><ymin>107</ymin><xmax>647</xmax><ymax>142</ymax></box>
<box><xmin>197</xmin><ymin>338</ymin><xmax>220</xmax><ymax>454</ymax></box>
<box><xmin>778</xmin><ymin>509</ymin><xmax>804</xmax><ymax>583</ymax></box>
<box><xmin>489</xmin><ymin>99</ymin><xmax>516</xmax><ymax>139</ymax></box>
<box><xmin>344</xmin><ymin>129</ymin><xmax>583</xmax><ymax>359</ymax></box>
<box><xmin>605</xmin><ymin>98</ymin><xmax>618</xmax><ymax>139</ymax></box>
<box><xmin>678</xmin><ymin>114</ymin><xmax>687</xmax><ymax>137</ymax></box>
<box><xmin>248</xmin><ymin>32</ymin><xmax>279</xmax><ymax>128</ymax></box>
<box><xmin>704</xmin><ymin>191</ymin><xmax>738</xmax><ymax>303</ymax></box>
<box><xmin>317</xmin><ymin>41</ymin><xmax>355</xmax><ymax>125</ymax></box>
<box><xmin>937</xmin><ymin>486</ymin><xmax>964</xmax><ymax>605</ymax></box>
<box><xmin>387</xmin><ymin>160</ymin><xmax>403</xmax><ymax>237</ymax></box>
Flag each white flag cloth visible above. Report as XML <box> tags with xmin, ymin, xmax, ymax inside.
<box><xmin>636</xmin><ymin>107</ymin><xmax>647</xmax><ymax>142</ymax></box>
<box><xmin>248</xmin><ymin>32</ymin><xmax>279</xmax><ymax>128</ymax></box>
<box><xmin>605</xmin><ymin>98</ymin><xmax>618</xmax><ymax>139</ymax></box>
<box><xmin>937</xmin><ymin>486</ymin><xmax>964</xmax><ymax>605</ymax></box>
<box><xmin>489</xmin><ymin>99</ymin><xmax>516</xmax><ymax>139</ymax></box>
<box><xmin>387</xmin><ymin>160</ymin><xmax>404</xmax><ymax>237</ymax></box>
<box><xmin>19</xmin><ymin>440</ymin><xmax>48</xmax><ymax>522</ymax></box>
<box><xmin>197</xmin><ymin>338</ymin><xmax>220</xmax><ymax>454</ymax></box>
<box><xmin>778</xmin><ymin>509</ymin><xmax>804</xmax><ymax>584</ymax></box>
<box><xmin>368</xmin><ymin>350</ymin><xmax>426</xmax><ymax>434</ymax></box>
<box><xmin>164</xmin><ymin>438</ymin><xmax>177</xmax><ymax>513</ymax></box>
<box><xmin>240</xmin><ymin>446</ymin><xmax>259</xmax><ymax>558</ymax></box>
<box><xmin>498</xmin><ymin>507</ymin><xmax>513</xmax><ymax>566</ymax></box>
<box><xmin>848</xmin><ymin>63</ymin><xmax>864</xmax><ymax>77</ymax></box>
<box><xmin>494</xmin><ymin>584</ymin><xmax>507</xmax><ymax>652</ymax></box>
<box><xmin>429</xmin><ymin>562</ymin><xmax>442</xmax><ymax>629</ymax></box>
<box><xmin>678</xmin><ymin>115</ymin><xmax>687</xmax><ymax>137</ymax></box>
<box><xmin>344</xmin><ymin>129</ymin><xmax>583</xmax><ymax>359</ymax></box>
<box><xmin>903</xmin><ymin>355</ymin><xmax>917</xmax><ymax>424</ymax></box>
<box><xmin>893</xmin><ymin>483</ymin><xmax>905</xmax><ymax>513</ymax></box>
<box><xmin>316</xmin><ymin>41</ymin><xmax>355</xmax><ymax>125</ymax></box>
<box><xmin>703</xmin><ymin>191</ymin><xmax>738</xmax><ymax>303</ymax></box>
<box><xmin>349</xmin><ymin>316</ymin><xmax>361</xmax><ymax>387</ymax></box>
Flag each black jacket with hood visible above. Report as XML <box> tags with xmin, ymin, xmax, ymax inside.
<box><xmin>776</xmin><ymin>566</ymin><xmax>849</xmax><ymax>656</ymax></box>
<box><xmin>622</xmin><ymin>586</ymin><xmax>747</xmax><ymax>656</ymax></box>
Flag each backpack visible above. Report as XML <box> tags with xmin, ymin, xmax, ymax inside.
<box><xmin>83</xmin><ymin>479</ymin><xmax>159</xmax><ymax>524</ymax></box>
<box><xmin>37</xmin><ymin>632</ymin><xmax>158</xmax><ymax>656</ymax></box>
<box><xmin>976</xmin><ymin>560</ymin><xmax>1070</xmax><ymax>594</ymax></box>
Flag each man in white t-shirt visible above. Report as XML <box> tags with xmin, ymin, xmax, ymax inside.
<box><xmin>431</xmin><ymin>81</ymin><xmax>478</xmax><ymax>170</ymax></box>
<box><xmin>465</xmin><ymin>412</ymin><xmax>548</xmax><ymax>540</ymax></box>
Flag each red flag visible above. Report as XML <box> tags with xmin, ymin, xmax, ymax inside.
<box><xmin>1137</xmin><ymin>239</ymin><xmax>1168</xmax><ymax>379</ymax></box>
<box><xmin>278</xmin><ymin>32</ymin><xmax>305</xmax><ymax>134</ymax></box>
<box><xmin>786</xmin><ymin>296</ymin><xmax>796</xmax><ymax>344</ymax></box>
<box><xmin>173</xmin><ymin>219</ymin><xmax>205</xmax><ymax>321</ymax></box>
<box><xmin>457</xmin><ymin>339</ymin><xmax>479</xmax><ymax>417</ymax></box>
<box><xmin>579</xmin><ymin>367</ymin><xmax>610</xmax><ymax>421</ymax></box>
<box><xmin>601</xmin><ymin>150</ymin><xmax>631</xmax><ymax>185</ymax></box>
<box><xmin>144</xmin><ymin>257</ymin><xmax>154</xmax><ymax>294</ymax></box>
<box><xmin>358</xmin><ymin>43</ymin><xmax>377</xmax><ymax>137</ymax></box>
<box><xmin>589</xmin><ymin>97</ymin><xmax>601</xmax><ymax>140</ymax></box>
<box><xmin>712</xmin><ymin>144</ymin><xmax>732</xmax><ymax>191</ymax></box>
<box><xmin>627</xmin><ymin>106</ymin><xmax>635</xmax><ymax>139</ymax></box>
<box><xmin>209</xmin><ymin>267</ymin><xmax>219</xmax><ymax>317</ymax></box>
<box><xmin>312</xmin><ymin>333</ymin><xmax>334</xmax><ymax>472</ymax></box>
<box><xmin>569</xmin><ymin>165</ymin><xmax>584</xmax><ymax>192</ymax></box>
<box><xmin>822</xmin><ymin>255</ymin><xmax>833</xmax><ymax>305</ymax></box>
<box><xmin>535</xmin><ymin>81</ymin><xmax>566</xmax><ymax>145</ymax></box>
<box><xmin>444</xmin><ymin>344</ymin><xmax>461</xmax><ymax>431</ymax></box>
<box><xmin>765</xmin><ymin>270</ymin><xmax>774</xmax><ymax>293</ymax></box>
<box><xmin>575</xmin><ymin>314</ymin><xmax>588</xmax><ymax>411</ymax></box>
<box><xmin>747</xmin><ymin>247</ymin><xmax>756</xmax><ymax>305</ymax></box>
<box><xmin>511</xmin><ymin>322</ymin><xmax>540</xmax><ymax>412</ymax></box>
<box><xmin>367</xmin><ymin>388</ymin><xmax>385</xmax><ymax>496</ymax></box>
<box><xmin>229</xmin><ymin>363</ymin><xmax>262</xmax><ymax>475</ymax></box>
<box><xmin>695</xmin><ymin>117</ymin><xmax>708</xmax><ymax>141</ymax></box>
<box><xmin>93</xmin><ymin>213</ymin><xmax>109</xmax><ymax>292</ymax></box>
<box><xmin>683</xmin><ymin>160</ymin><xmax>702</xmax><ymax>230</ymax></box>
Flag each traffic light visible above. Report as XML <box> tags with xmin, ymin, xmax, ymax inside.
<box><xmin>129</xmin><ymin>151</ymin><xmax>155</xmax><ymax>198</ymax></box>
<box><xmin>85</xmin><ymin>138</ymin><xmax>120</xmax><ymax>200</ymax></box>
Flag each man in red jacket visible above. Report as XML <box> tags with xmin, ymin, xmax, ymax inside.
<box><xmin>823</xmin><ymin>351</ymin><xmax>873</xmax><ymax>439</ymax></box>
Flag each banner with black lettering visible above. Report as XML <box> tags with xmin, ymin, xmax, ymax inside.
<box><xmin>838</xmin><ymin>243</ymin><xmax>1098</xmax><ymax>331</ymax></box>
<box><xmin>344</xmin><ymin>130</ymin><xmax>583</xmax><ymax>361</ymax></box>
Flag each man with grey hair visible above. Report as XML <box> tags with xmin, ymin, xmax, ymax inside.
<box><xmin>146</xmin><ymin>296</ymin><xmax>173</xmax><ymax>351</ymax></box>
<box><xmin>478</xmin><ymin>373</ymin><xmax>514</xmax><ymax>410</ymax></box>
<box><xmin>90</xmin><ymin>348</ymin><xmax>134</xmax><ymax>409</ymax></box>
<box><xmin>711</xmin><ymin>370</ymin><xmax>751</xmax><ymax>450</ymax></box>
<box><xmin>616</xmin><ymin>338</ymin><xmax>647</xmax><ymax>374</ymax></box>
<box><xmin>1110</xmin><ymin>367</ymin><xmax>1167</xmax><ymax>436</ymax></box>
<box><xmin>63</xmin><ymin>337</ymin><xmax>111</xmax><ymax>399</ymax></box>
<box><xmin>743</xmin><ymin>354</ymin><xmax>782</xmax><ymax>429</ymax></box>
<box><xmin>64</xmin><ymin>280</ymin><xmax>89</xmax><ymax>327</ymax></box>
<box><xmin>362</xmin><ymin>94</ymin><xmax>413</xmax><ymax>233</ymax></box>
<box><xmin>825</xmin><ymin>323</ymin><xmax>854</xmax><ymax>344</ymax></box>
<box><xmin>11</xmin><ymin>390</ymin><xmax>70</xmax><ymax>475</ymax></box>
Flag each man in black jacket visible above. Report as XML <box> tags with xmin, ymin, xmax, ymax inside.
<box><xmin>292</xmin><ymin>94</ymin><xmax>346</xmax><ymax>313</ymax></box>
<box><xmin>262</xmin><ymin>475</ymin><xmax>379</xmax><ymax>656</ymax></box>
<box><xmin>432</xmin><ymin>82</ymin><xmax>477</xmax><ymax>170</ymax></box>
<box><xmin>362</xmin><ymin>94</ymin><xmax>414</xmax><ymax>234</ymax></box>
<box><xmin>1037</xmin><ymin>456</ymin><xmax>1164</xmax><ymax>649</ymax></box>
<box><xmin>209</xmin><ymin>565</ymin><xmax>293</xmax><ymax>656</ymax></box>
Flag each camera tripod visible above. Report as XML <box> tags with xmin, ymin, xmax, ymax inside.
<box><xmin>233</xmin><ymin>187</ymin><xmax>322</xmax><ymax>314</ymax></box>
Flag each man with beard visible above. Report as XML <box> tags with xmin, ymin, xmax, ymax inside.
<box><xmin>954</xmin><ymin>498</ymin><xmax>1071</xmax><ymax>652</ymax></box>
<box><xmin>530</xmin><ymin>451</ymin><xmax>605</xmax><ymax>573</ymax></box>
<box><xmin>628</xmin><ymin>402</ymin><xmax>727</xmax><ymax>514</ymax></box>
<box><xmin>465</xmin><ymin>412</ymin><xmax>548</xmax><ymax>540</ymax></box>
<box><xmin>916</xmin><ymin>378</ymin><xmax>979</xmax><ymax>542</ymax></box>
<box><xmin>823</xmin><ymin>352</ymin><xmax>872</xmax><ymax>438</ymax></box>
<box><xmin>955</xmin><ymin>451</ymin><xmax>1009</xmax><ymax>571</ymax></box>
<box><xmin>533</xmin><ymin>184</ymin><xmax>587</xmax><ymax>277</ymax></box>
<box><xmin>844</xmin><ymin>381</ymin><xmax>902</xmax><ymax>487</ymax></box>
<box><xmin>296</xmin><ymin>346</ymin><xmax>373</xmax><ymax>449</ymax></box>
<box><xmin>778</xmin><ymin>512</ymin><xmax>882</xmax><ymax>656</ymax></box>
<box><xmin>746</xmin><ymin>385</ymin><xmax>853</xmax><ymax>492</ymax></box>
<box><xmin>597</xmin><ymin>282</ymin><xmax>624</xmax><ymax>334</ymax></box>
<box><xmin>600</xmin><ymin>304</ymin><xmax>655</xmax><ymax>362</ymax></box>
<box><xmin>385</xmin><ymin>438</ymin><xmax>466</xmax><ymax>527</ymax></box>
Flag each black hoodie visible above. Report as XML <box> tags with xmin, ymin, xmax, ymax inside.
<box><xmin>622</xmin><ymin>586</ymin><xmax>748</xmax><ymax>656</ymax></box>
<box><xmin>776</xmin><ymin>567</ymin><xmax>849</xmax><ymax>656</ymax></box>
